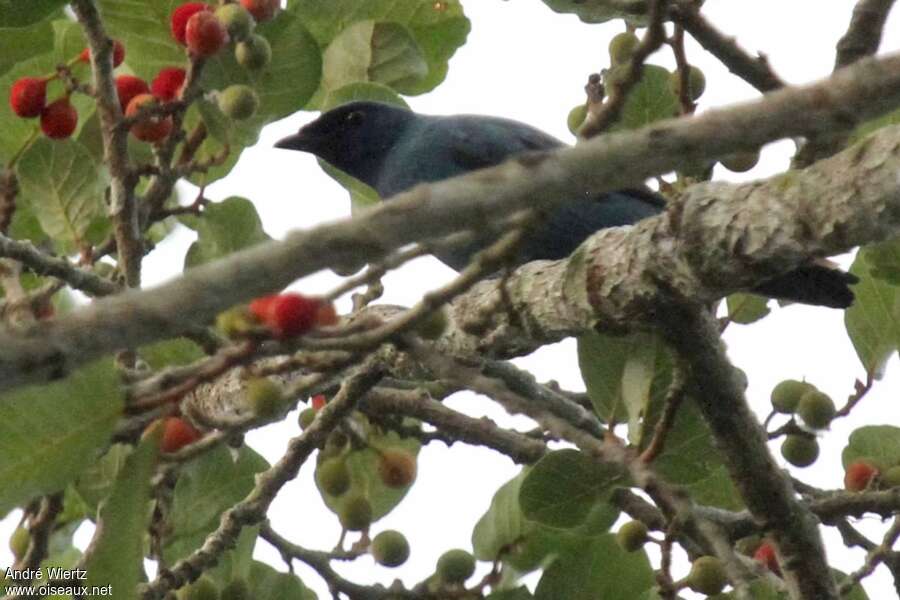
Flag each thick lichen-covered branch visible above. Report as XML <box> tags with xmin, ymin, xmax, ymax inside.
<box><xmin>1</xmin><ymin>53</ymin><xmax>900</xmax><ymax>393</ymax></box>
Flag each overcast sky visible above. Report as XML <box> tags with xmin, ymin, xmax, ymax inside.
<box><xmin>4</xmin><ymin>1</ymin><xmax>900</xmax><ymax>598</ymax></box>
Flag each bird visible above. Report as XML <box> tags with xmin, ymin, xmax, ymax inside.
<box><xmin>275</xmin><ymin>101</ymin><xmax>856</xmax><ymax>308</ymax></box>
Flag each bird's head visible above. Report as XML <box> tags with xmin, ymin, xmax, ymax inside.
<box><xmin>274</xmin><ymin>101</ymin><xmax>416</xmax><ymax>188</ymax></box>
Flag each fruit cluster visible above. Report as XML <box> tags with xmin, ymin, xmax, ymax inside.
<box><xmin>7</xmin><ymin>1</ymin><xmax>274</xmax><ymax>145</ymax></box>
<box><xmin>217</xmin><ymin>292</ymin><xmax>338</xmax><ymax>340</ymax></box>
<box><xmin>770</xmin><ymin>379</ymin><xmax>837</xmax><ymax>468</ymax></box>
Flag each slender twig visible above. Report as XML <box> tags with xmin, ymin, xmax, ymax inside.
<box><xmin>579</xmin><ymin>0</ymin><xmax>669</xmax><ymax>138</ymax></box>
<box><xmin>669</xmin><ymin>1</ymin><xmax>784</xmax><ymax>92</ymax></box>
<box><xmin>70</xmin><ymin>0</ymin><xmax>142</xmax><ymax>289</ymax></box>
<box><xmin>835</xmin><ymin>0</ymin><xmax>897</xmax><ymax>70</ymax></box>
<box><xmin>840</xmin><ymin>516</ymin><xmax>900</xmax><ymax>593</ymax></box>
<box><xmin>139</xmin><ymin>362</ymin><xmax>383</xmax><ymax>599</ymax></box>
<box><xmin>640</xmin><ymin>361</ymin><xmax>688</xmax><ymax>462</ymax></box>
<box><xmin>0</xmin><ymin>234</ymin><xmax>118</xmax><ymax>297</ymax></box>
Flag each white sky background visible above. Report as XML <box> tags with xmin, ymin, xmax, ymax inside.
<box><xmin>5</xmin><ymin>1</ymin><xmax>900</xmax><ymax>598</ymax></box>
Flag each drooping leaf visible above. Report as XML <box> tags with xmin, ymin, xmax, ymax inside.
<box><xmin>138</xmin><ymin>338</ymin><xmax>205</xmax><ymax>369</ymax></box>
<box><xmin>16</xmin><ymin>137</ymin><xmax>110</xmax><ymax>250</ymax></box>
<box><xmin>519</xmin><ymin>449</ymin><xmax>626</xmax><ymax>528</ymax></box>
<box><xmin>322</xmin><ymin>21</ymin><xmax>428</xmax><ymax>95</ymax></box>
<box><xmin>84</xmin><ymin>435</ymin><xmax>158</xmax><ymax>600</ymax></box>
<box><xmin>183</xmin><ymin>197</ymin><xmax>271</xmax><ymax>269</ymax></box>
<box><xmin>613</xmin><ymin>64</ymin><xmax>680</xmax><ymax>131</ymax></box>
<box><xmin>534</xmin><ymin>533</ymin><xmax>654</xmax><ymax>600</ymax></box>
<box><xmin>540</xmin><ymin>0</ymin><xmax>650</xmax><ymax>25</ymax></box>
<box><xmin>727</xmin><ymin>293</ymin><xmax>771</xmax><ymax>324</ymax></box>
<box><xmin>0</xmin><ymin>360</ymin><xmax>123</xmax><ymax>517</ymax></box>
<box><xmin>842</xmin><ymin>425</ymin><xmax>900</xmax><ymax>471</ymax></box>
<box><xmin>163</xmin><ymin>445</ymin><xmax>269</xmax><ymax>563</ymax></box>
<box><xmin>289</xmin><ymin>0</ymin><xmax>469</xmax><ymax>99</ymax></box>
<box><xmin>0</xmin><ymin>0</ymin><xmax>68</xmax><ymax>28</ymax></box>
<box><xmin>248</xmin><ymin>561</ymin><xmax>317</xmax><ymax>600</ymax></box>
<box><xmin>75</xmin><ymin>443</ymin><xmax>133</xmax><ymax>514</ymax></box>
<box><xmin>844</xmin><ymin>248</ymin><xmax>900</xmax><ymax>378</ymax></box>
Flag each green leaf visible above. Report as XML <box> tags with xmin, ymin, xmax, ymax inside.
<box><xmin>0</xmin><ymin>359</ymin><xmax>123</xmax><ymax>517</ymax></box>
<box><xmin>727</xmin><ymin>293</ymin><xmax>771</xmax><ymax>324</ymax></box>
<box><xmin>0</xmin><ymin>0</ymin><xmax>68</xmax><ymax>27</ymax></box>
<box><xmin>613</xmin><ymin>64</ymin><xmax>680</xmax><ymax>131</ymax></box>
<box><xmin>289</xmin><ymin>0</ymin><xmax>469</xmax><ymax>99</ymax></box>
<box><xmin>534</xmin><ymin>533</ymin><xmax>654</xmax><ymax>600</ymax></box>
<box><xmin>163</xmin><ymin>445</ymin><xmax>269</xmax><ymax>563</ymax></box>
<box><xmin>519</xmin><ymin>449</ymin><xmax>626</xmax><ymax>528</ymax></box>
<box><xmin>322</xmin><ymin>21</ymin><xmax>428</xmax><ymax>95</ymax></box>
<box><xmin>317</xmin><ymin>421</ymin><xmax>420</xmax><ymax>522</ymax></box>
<box><xmin>84</xmin><ymin>435</ymin><xmax>158</xmax><ymax>600</ymax></box>
<box><xmin>248</xmin><ymin>561</ymin><xmax>317</xmax><ymax>600</ymax></box>
<box><xmin>488</xmin><ymin>588</ymin><xmax>534</xmax><ymax>600</ymax></box>
<box><xmin>138</xmin><ymin>338</ymin><xmax>205</xmax><ymax>369</ymax></box>
<box><xmin>183</xmin><ymin>197</ymin><xmax>271</xmax><ymax>269</ymax></box>
<box><xmin>75</xmin><ymin>443</ymin><xmax>132</xmax><ymax>515</ymax></box>
<box><xmin>540</xmin><ymin>0</ymin><xmax>650</xmax><ymax>25</ymax></box>
<box><xmin>94</xmin><ymin>0</ymin><xmax>186</xmax><ymax>81</ymax></box>
<box><xmin>844</xmin><ymin>248</ymin><xmax>900</xmax><ymax>377</ymax></box>
<box><xmin>16</xmin><ymin>137</ymin><xmax>110</xmax><ymax>250</ymax></box>
<box><xmin>0</xmin><ymin>19</ymin><xmax>55</xmax><ymax>77</ymax></box>
<box><xmin>648</xmin><ymin>398</ymin><xmax>742</xmax><ymax>510</ymax></box>
<box><xmin>472</xmin><ymin>470</ymin><xmax>617</xmax><ymax>575</ymax></box>
<box><xmin>577</xmin><ymin>330</ymin><xmax>661</xmax><ymax>427</ymax></box>
<box><xmin>842</xmin><ymin>425</ymin><xmax>900</xmax><ymax>471</ymax></box>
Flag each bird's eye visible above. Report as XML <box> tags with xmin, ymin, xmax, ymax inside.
<box><xmin>345</xmin><ymin>111</ymin><xmax>364</xmax><ymax>126</ymax></box>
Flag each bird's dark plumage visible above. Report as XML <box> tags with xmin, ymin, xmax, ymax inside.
<box><xmin>276</xmin><ymin>101</ymin><xmax>856</xmax><ymax>308</ymax></box>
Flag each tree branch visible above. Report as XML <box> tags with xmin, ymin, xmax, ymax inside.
<box><xmin>669</xmin><ymin>1</ymin><xmax>785</xmax><ymax>92</ymax></box>
<box><xmin>661</xmin><ymin>305</ymin><xmax>836</xmax><ymax>599</ymax></box>
<box><xmin>70</xmin><ymin>0</ymin><xmax>142</xmax><ymax>288</ymax></box>
<box><xmin>0</xmin><ymin>234</ymin><xmax>118</xmax><ymax>297</ymax></box>
<box><xmin>835</xmin><ymin>0</ymin><xmax>897</xmax><ymax>70</ymax></box>
<box><xmin>1</xmin><ymin>53</ymin><xmax>900</xmax><ymax>393</ymax></box>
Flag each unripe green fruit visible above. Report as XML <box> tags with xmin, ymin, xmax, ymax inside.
<box><xmin>415</xmin><ymin>308</ymin><xmax>449</xmax><ymax>340</ymax></box>
<box><xmin>734</xmin><ymin>535</ymin><xmax>761</xmax><ymax>556</ymax></box>
<box><xmin>669</xmin><ymin>66</ymin><xmax>706</xmax><ymax>101</ymax></box>
<box><xmin>220</xmin><ymin>579</ymin><xmax>249</xmax><ymax>600</ymax></box>
<box><xmin>235</xmin><ymin>34</ymin><xmax>271</xmax><ymax>70</ymax></box>
<box><xmin>770</xmin><ymin>379</ymin><xmax>815</xmax><ymax>414</ymax></box>
<box><xmin>687</xmin><ymin>556</ymin><xmax>728</xmax><ymax>595</ymax></box>
<box><xmin>339</xmin><ymin>495</ymin><xmax>373</xmax><ymax>531</ymax></box>
<box><xmin>215</xmin><ymin>306</ymin><xmax>254</xmax><ymax>338</ymax></box>
<box><xmin>882</xmin><ymin>465</ymin><xmax>900</xmax><ymax>488</ymax></box>
<box><xmin>245</xmin><ymin>377</ymin><xmax>285</xmax><ymax>418</ymax></box>
<box><xmin>187</xmin><ymin>576</ymin><xmax>219</xmax><ymax>600</ymax></box>
<box><xmin>615</xmin><ymin>520</ymin><xmax>648</xmax><ymax>552</ymax></box>
<box><xmin>318</xmin><ymin>457</ymin><xmax>351</xmax><ymax>496</ymax></box>
<box><xmin>298</xmin><ymin>407</ymin><xmax>316</xmax><ymax>429</ymax></box>
<box><xmin>608</xmin><ymin>32</ymin><xmax>639</xmax><ymax>65</ymax></box>
<box><xmin>215</xmin><ymin>4</ymin><xmax>255</xmax><ymax>41</ymax></box>
<box><xmin>371</xmin><ymin>530</ymin><xmax>410</xmax><ymax>567</ymax></box>
<box><xmin>781</xmin><ymin>434</ymin><xmax>819</xmax><ymax>467</ymax></box>
<box><xmin>218</xmin><ymin>85</ymin><xmax>259</xmax><ymax>121</ymax></box>
<box><xmin>9</xmin><ymin>526</ymin><xmax>29</xmax><ymax>560</ymax></box>
<box><xmin>720</xmin><ymin>150</ymin><xmax>760</xmax><ymax>173</ymax></box>
<box><xmin>436</xmin><ymin>549</ymin><xmax>476</xmax><ymax>584</ymax></box>
<box><xmin>567</xmin><ymin>104</ymin><xmax>588</xmax><ymax>136</ymax></box>
<box><xmin>797</xmin><ymin>390</ymin><xmax>836</xmax><ymax>429</ymax></box>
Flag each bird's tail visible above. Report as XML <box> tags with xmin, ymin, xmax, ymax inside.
<box><xmin>753</xmin><ymin>263</ymin><xmax>859</xmax><ymax>308</ymax></box>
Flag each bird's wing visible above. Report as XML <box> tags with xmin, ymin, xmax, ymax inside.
<box><xmin>443</xmin><ymin>115</ymin><xmax>566</xmax><ymax>172</ymax></box>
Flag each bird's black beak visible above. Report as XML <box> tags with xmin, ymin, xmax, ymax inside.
<box><xmin>274</xmin><ymin>130</ymin><xmax>310</xmax><ymax>151</ymax></box>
